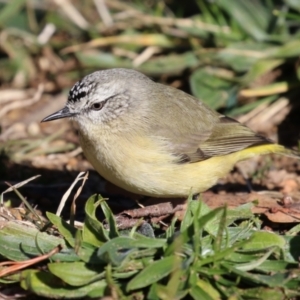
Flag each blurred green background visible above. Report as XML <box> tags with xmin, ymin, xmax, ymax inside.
<box><xmin>1</xmin><ymin>0</ymin><xmax>300</xmax><ymax>105</ymax></box>
<box><xmin>1</xmin><ymin>0</ymin><xmax>300</xmax><ymax>153</ymax></box>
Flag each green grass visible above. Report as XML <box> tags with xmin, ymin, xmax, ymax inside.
<box><xmin>0</xmin><ymin>194</ymin><xmax>300</xmax><ymax>298</ymax></box>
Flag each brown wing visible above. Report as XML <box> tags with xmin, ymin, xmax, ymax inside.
<box><xmin>146</xmin><ymin>83</ymin><xmax>273</xmax><ymax>164</ymax></box>
<box><xmin>174</xmin><ymin>116</ymin><xmax>273</xmax><ymax>163</ymax></box>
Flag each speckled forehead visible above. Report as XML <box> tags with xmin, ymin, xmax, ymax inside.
<box><xmin>67</xmin><ymin>75</ymin><xmax>119</xmax><ymax>109</ymax></box>
<box><xmin>68</xmin><ymin>80</ymin><xmax>97</xmax><ymax>104</ymax></box>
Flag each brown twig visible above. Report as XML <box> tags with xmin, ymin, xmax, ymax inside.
<box><xmin>122</xmin><ymin>202</ymin><xmax>184</xmax><ymax>218</ymax></box>
<box><xmin>0</xmin><ymin>84</ymin><xmax>44</xmax><ymax>119</ymax></box>
<box><xmin>0</xmin><ymin>244</ymin><xmax>62</xmax><ymax>278</ymax></box>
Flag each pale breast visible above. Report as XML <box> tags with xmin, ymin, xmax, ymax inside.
<box><xmin>79</xmin><ymin>129</ymin><xmax>175</xmax><ymax>195</ymax></box>
<box><xmin>78</xmin><ymin>128</ymin><xmax>242</xmax><ymax>197</ymax></box>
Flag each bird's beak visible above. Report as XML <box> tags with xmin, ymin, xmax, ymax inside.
<box><xmin>41</xmin><ymin>106</ymin><xmax>76</xmax><ymax>122</ymax></box>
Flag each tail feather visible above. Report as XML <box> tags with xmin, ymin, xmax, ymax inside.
<box><xmin>237</xmin><ymin>143</ymin><xmax>300</xmax><ymax>161</ymax></box>
<box><xmin>280</xmin><ymin>146</ymin><xmax>300</xmax><ymax>159</ymax></box>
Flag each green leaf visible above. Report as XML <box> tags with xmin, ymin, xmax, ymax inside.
<box><xmin>243</xmin><ymin>58</ymin><xmax>283</xmax><ymax>85</ymax></box>
<box><xmin>0</xmin><ymin>221</ymin><xmax>79</xmax><ymax>262</ymax></box>
<box><xmin>97</xmin><ymin>244</ymin><xmax>134</xmax><ymax>267</ymax></box>
<box><xmin>286</xmin><ymin>0</ymin><xmax>300</xmax><ymax>12</ymax></box>
<box><xmin>255</xmin><ymin>260</ymin><xmax>297</xmax><ymax>273</ymax></box>
<box><xmin>76</xmin><ymin>244</ymin><xmax>101</xmax><ymax>264</ymax></box>
<box><xmin>82</xmin><ymin>195</ymin><xmax>109</xmax><ymax>246</ymax></box>
<box><xmin>241</xmin><ymin>287</ymin><xmax>294</xmax><ymax>300</ymax></box>
<box><xmin>269</xmin><ymin>39</ymin><xmax>300</xmax><ymax>58</ymax></box>
<box><xmin>48</xmin><ymin>262</ymin><xmax>104</xmax><ymax>286</ymax></box>
<box><xmin>169</xmin><ymin>202</ymin><xmax>224</xmax><ymax>257</ymax></box>
<box><xmin>205</xmin><ymin>202</ymin><xmax>254</xmax><ymax>236</ymax></box>
<box><xmin>194</xmin><ymin>206</ymin><xmax>225</xmax><ymax>236</ymax></box>
<box><xmin>195</xmin><ymin>279</ymin><xmax>221</xmax><ymax>299</ymax></box>
<box><xmin>286</xmin><ymin>223</ymin><xmax>300</xmax><ymax>235</ymax></box>
<box><xmin>147</xmin><ymin>284</ymin><xmax>161</xmax><ymax>300</ymax></box>
<box><xmin>189</xmin><ymin>284</ymin><xmax>215</xmax><ymax>300</ymax></box>
<box><xmin>0</xmin><ymin>0</ymin><xmax>27</xmax><ymax>26</ymax></box>
<box><xmin>234</xmin><ymin>247</ymin><xmax>276</xmax><ymax>271</ymax></box>
<box><xmin>227</xmin><ymin>267</ymin><xmax>294</xmax><ymax>288</ymax></box>
<box><xmin>127</xmin><ymin>256</ymin><xmax>180</xmax><ymax>291</ymax></box>
<box><xmin>76</xmin><ymin>51</ymin><xmax>131</xmax><ymax>69</ymax></box>
<box><xmin>97</xmin><ymin>236</ymin><xmax>164</xmax><ymax>266</ymax></box>
<box><xmin>213</xmin><ymin>205</ymin><xmax>227</xmax><ymax>252</ymax></box>
<box><xmin>101</xmin><ymin>235</ymin><xmax>165</xmax><ymax>251</ymax></box>
<box><xmin>182</xmin><ymin>201</ymin><xmax>224</xmax><ymax>239</ymax></box>
<box><xmin>196</xmin><ymin>239</ymin><xmax>250</xmax><ymax>268</ymax></box>
<box><xmin>226</xmin><ymin>225</ymin><xmax>254</xmax><ymax>247</ymax></box>
<box><xmin>100</xmin><ymin>200</ymin><xmax>119</xmax><ymax>239</ymax></box>
<box><xmin>282</xmin><ymin>236</ymin><xmax>300</xmax><ymax>263</ymax></box>
<box><xmin>218</xmin><ymin>0</ymin><xmax>269</xmax><ymax>41</ymax></box>
<box><xmin>190</xmin><ymin>68</ymin><xmax>233</xmax><ymax>109</ymax></box>
<box><xmin>130</xmin><ymin>233</ymin><xmax>167</xmax><ymax>248</ymax></box>
<box><xmin>229</xmin><ymin>95</ymin><xmax>276</xmax><ymax>116</ymax></box>
<box><xmin>162</xmin><ymin>268</ymin><xmax>187</xmax><ymax>299</ymax></box>
<box><xmin>20</xmin><ymin>270</ymin><xmax>106</xmax><ymax>298</ymax></box>
<box><xmin>46</xmin><ymin>212</ymin><xmax>80</xmax><ymax>247</ymax></box>
<box><xmin>139</xmin><ymin>52</ymin><xmax>199</xmax><ymax>76</ymax></box>
<box><xmin>217</xmin><ymin>42</ymin><xmax>269</xmax><ymax>71</ymax></box>
<box><xmin>180</xmin><ymin>194</ymin><xmax>199</xmax><ymax>232</ymax></box>
<box><xmin>241</xmin><ymin>231</ymin><xmax>285</xmax><ymax>251</ymax></box>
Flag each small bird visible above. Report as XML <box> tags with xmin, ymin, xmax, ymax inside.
<box><xmin>42</xmin><ymin>68</ymin><xmax>299</xmax><ymax>198</ymax></box>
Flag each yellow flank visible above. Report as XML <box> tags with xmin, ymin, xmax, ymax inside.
<box><xmin>234</xmin><ymin>143</ymin><xmax>291</xmax><ymax>160</ymax></box>
<box><xmin>80</xmin><ymin>129</ymin><xmax>293</xmax><ymax>198</ymax></box>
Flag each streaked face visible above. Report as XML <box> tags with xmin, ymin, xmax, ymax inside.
<box><xmin>42</xmin><ymin>68</ymin><xmax>153</xmax><ymax>129</ymax></box>
<box><xmin>42</xmin><ymin>72</ymin><xmax>130</xmax><ymax>126</ymax></box>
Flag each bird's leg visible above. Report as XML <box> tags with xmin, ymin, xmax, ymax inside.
<box><xmin>236</xmin><ymin>165</ymin><xmax>254</xmax><ymax>193</ymax></box>
<box><xmin>192</xmin><ymin>193</ymin><xmax>201</xmax><ymax>200</ymax></box>
<box><xmin>135</xmin><ymin>196</ymin><xmax>151</xmax><ymax>207</ymax></box>
<box><xmin>236</xmin><ymin>160</ymin><xmax>257</xmax><ymax>193</ymax></box>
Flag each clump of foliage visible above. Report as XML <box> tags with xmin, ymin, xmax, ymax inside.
<box><xmin>0</xmin><ymin>195</ymin><xmax>300</xmax><ymax>299</ymax></box>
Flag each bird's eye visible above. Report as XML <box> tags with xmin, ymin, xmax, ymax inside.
<box><xmin>91</xmin><ymin>102</ymin><xmax>103</xmax><ymax>110</ymax></box>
